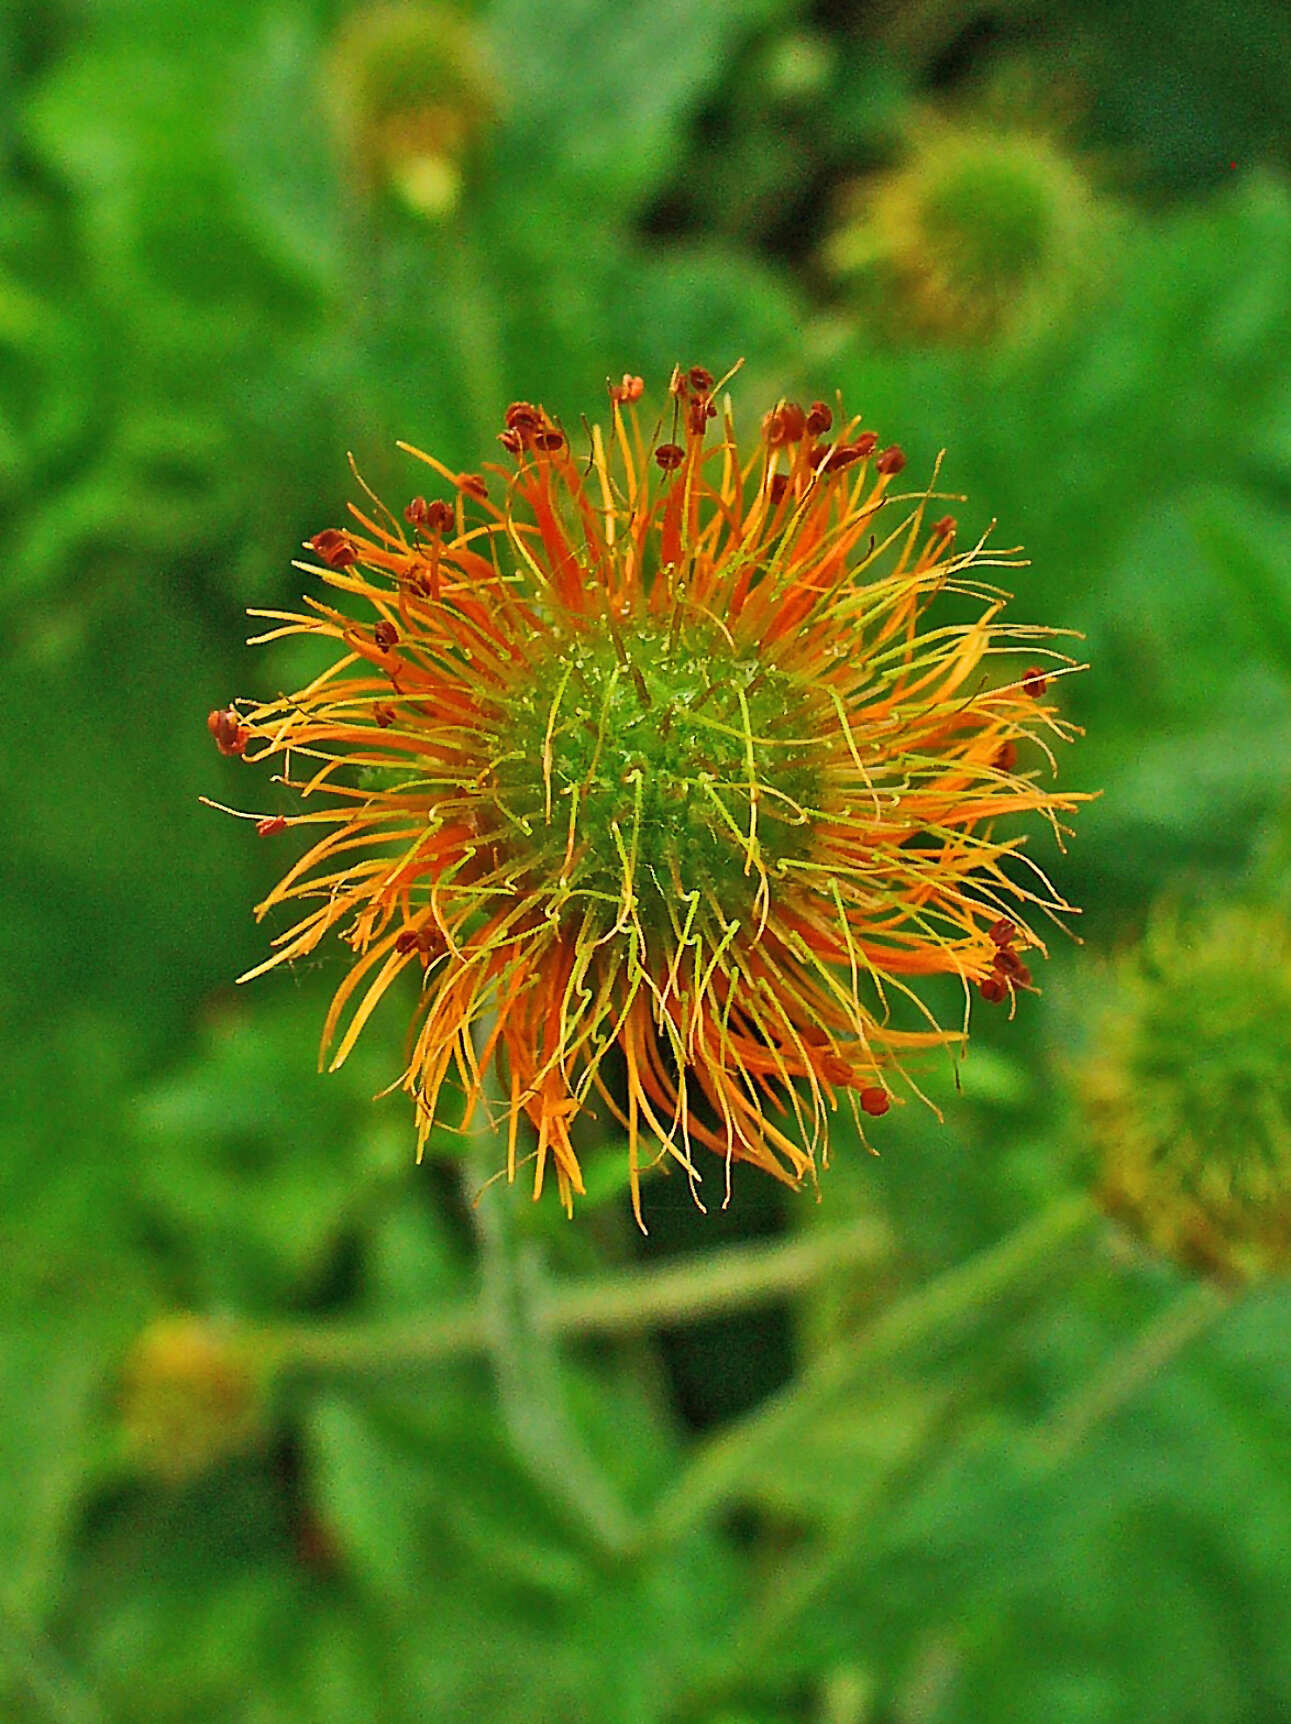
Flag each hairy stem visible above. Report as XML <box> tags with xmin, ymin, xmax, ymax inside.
<box><xmin>261</xmin><ymin>1214</ymin><xmax>892</xmax><ymax>1377</ymax></box>
<box><xmin>642</xmin><ymin>1192</ymin><xmax>1099</xmax><ymax>1552</ymax></box>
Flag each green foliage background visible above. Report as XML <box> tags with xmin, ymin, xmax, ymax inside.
<box><xmin>5</xmin><ymin>0</ymin><xmax>1291</xmax><ymax>1719</ymax></box>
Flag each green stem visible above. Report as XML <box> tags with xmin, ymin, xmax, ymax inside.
<box><xmin>642</xmin><ymin>1192</ymin><xmax>1099</xmax><ymax>1553</ymax></box>
<box><xmin>466</xmin><ymin>1145</ymin><xmax>637</xmax><ymax>1562</ymax></box>
<box><xmin>1033</xmin><ymin>1277</ymin><xmax>1233</xmax><ymax>1467</ymax></box>
<box><xmin>260</xmin><ymin>1215</ymin><xmax>891</xmax><ymax>1378</ymax></box>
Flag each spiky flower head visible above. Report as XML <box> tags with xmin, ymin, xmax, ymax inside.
<box><xmin>826</xmin><ymin>117</ymin><xmax>1106</xmax><ymax>344</ymax></box>
<box><xmin>326</xmin><ymin>1</ymin><xmax>495</xmax><ymax>219</ymax></box>
<box><xmin>120</xmin><ymin>1316</ymin><xmax>264</xmax><ymax>1482</ymax></box>
<box><xmin>210</xmin><ymin>366</ymin><xmax>1081</xmax><ymax>1221</ymax></box>
<box><xmin>1081</xmin><ymin>901</ymin><xmax>1291</xmax><ymax>1283</ymax></box>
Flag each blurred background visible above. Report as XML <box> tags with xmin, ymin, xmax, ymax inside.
<box><xmin>6</xmin><ymin>0</ymin><xmax>1291</xmax><ymax>1719</ymax></box>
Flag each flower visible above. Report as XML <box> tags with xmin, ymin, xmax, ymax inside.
<box><xmin>213</xmin><ymin>367</ymin><xmax>1081</xmax><ymax>1221</ymax></box>
<box><xmin>826</xmin><ymin>117</ymin><xmax>1108</xmax><ymax>344</ymax></box>
<box><xmin>1080</xmin><ymin>900</ymin><xmax>1291</xmax><ymax>1283</ymax></box>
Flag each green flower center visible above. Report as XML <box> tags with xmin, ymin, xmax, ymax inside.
<box><xmin>488</xmin><ymin>621</ymin><xmax>821</xmax><ymax>930</ymax></box>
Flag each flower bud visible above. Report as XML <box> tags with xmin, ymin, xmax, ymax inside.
<box><xmin>1080</xmin><ymin>902</ymin><xmax>1291</xmax><ymax>1282</ymax></box>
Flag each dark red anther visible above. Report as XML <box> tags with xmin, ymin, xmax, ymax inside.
<box><xmin>852</xmin><ymin>431</ymin><xmax>879</xmax><ymax>458</ymax></box>
<box><xmin>373</xmin><ymin>702</ymin><xmax>397</xmax><ymax>728</ymax></box>
<box><xmin>504</xmin><ymin>401</ymin><xmax>541</xmax><ymax>432</ymax></box>
<box><xmin>979</xmin><ymin>974</ymin><xmax>1009</xmax><ymax>1003</ymax></box>
<box><xmin>533</xmin><ymin>427</ymin><xmax>565</xmax><ymax>453</ymax></box>
<box><xmin>406</xmin><ymin>496</ymin><xmax>454</xmax><ymax>533</ymax></box>
<box><xmin>988</xmin><ymin>917</ymin><xmax>1017</xmax><ymax>947</ymax></box>
<box><xmin>687</xmin><ymin>396</ymin><xmax>717</xmax><ymax>436</ymax></box>
<box><xmin>256</xmin><ymin>816</ymin><xmax>288</xmax><ymax>837</ymax></box>
<box><xmin>992</xmin><ymin>945</ymin><xmax>1026</xmax><ymax>979</ymax></box>
<box><xmin>859</xmin><ymin>1086</ymin><xmax>890</xmax><ymax>1117</ymax></box>
<box><xmin>1022</xmin><ymin>667</ymin><xmax>1048</xmax><ymax>698</ymax></box>
<box><xmin>458</xmin><ymin>472</ymin><xmax>488</xmax><ymax>501</ymax></box>
<box><xmin>498</xmin><ymin>429</ymin><xmax>523</xmax><ymax>455</ymax></box>
<box><xmin>821</xmin><ymin>443</ymin><xmax>865</xmax><ymax>472</ymax></box>
<box><xmin>207</xmin><ymin>707</ymin><xmax>249</xmax><ymax>756</ymax></box>
<box><xmin>806</xmin><ymin>401</ymin><xmax>833</xmax><ymax>436</ymax></box>
<box><xmin>875</xmin><ymin>445</ymin><xmax>907</xmax><ymax>476</ymax></box>
<box><xmin>655</xmin><ymin>442</ymin><xmax>685</xmax><ymax>471</ymax></box>
<box><xmin>308</xmin><ymin>529</ymin><xmax>357</xmax><ymax>569</ymax></box>
<box><xmin>687</xmin><ymin>366</ymin><xmax>714</xmax><ymax>394</ymax></box>
<box><xmin>769</xmin><ymin>473</ymin><xmax>791</xmax><ymax>505</ymax></box>
<box><xmin>932</xmin><ymin>514</ymin><xmax>957</xmax><ymax>541</ymax></box>
<box><xmin>395</xmin><ymin>925</ymin><xmax>444</xmax><ymax>959</ymax></box>
<box><xmin>610</xmin><ymin>373</ymin><xmax>645</xmax><ymax>404</ymax></box>
<box><xmin>763</xmin><ymin>402</ymin><xmax>807</xmax><ymax>447</ymax></box>
<box><xmin>993</xmin><ymin>739</ymin><xmax>1019</xmax><ymax>772</ymax></box>
<box><xmin>373</xmin><ymin>620</ymin><xmax>399</xmax><ymax>651</ymax></box>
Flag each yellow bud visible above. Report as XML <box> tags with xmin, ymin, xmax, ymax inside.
<box><xmin>120</xmin><ymin>1316</ymin><xmax>263</xmax><ymax>1482</ymax></box>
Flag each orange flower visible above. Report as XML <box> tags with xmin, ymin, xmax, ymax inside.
<box><xmin>213</xmin><ymin>366</ymin><xmax>1083</xmax><ymax>1221</ymax></box>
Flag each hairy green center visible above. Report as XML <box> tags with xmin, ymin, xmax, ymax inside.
<box><xmin>488</xmin><ymin>622</ymin><xmax>820</xmax><ymax>928</ymax></box>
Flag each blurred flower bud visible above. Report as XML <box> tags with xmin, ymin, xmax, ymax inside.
<box><xmin>120</xmin><ymin>1315</ymin><xmax>264</xmax><ymax>1481</ymax></box>
<box><xmin>326</xmin><ymin>2</ymin><xmax>496</xmax><ymax>220</ymax></box>
<box><xmin>1079</xmin><ymin>902</ymin><xmax>1291</xmax><ymax>1283</ymax></box>
<box><xmin>825</xmin><ymin>117</ymin><xmax>1109</xmax><ymax>345</ymax></box>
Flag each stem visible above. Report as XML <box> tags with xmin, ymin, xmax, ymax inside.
<box><xmin>642</xmin><ymin>1192</ymin><xmax>1099</xmax><ymax>1553</ymax></box>
<box><xmin>466</xmin><ymin>1145</ymin><xmax>636</xmax><ymax>1561</ymax></box>
<box><xmin>261</xmin><ymin>1215</ymin><xmax>892</xmax><ymax>1377</ymax></box>
<box><xmin>1033</xmin><ymin>1277</ymin><xmax>1233</xmax><ymax>1466</ymax></box>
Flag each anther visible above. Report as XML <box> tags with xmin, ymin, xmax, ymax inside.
<box><xmin>609</xmin><ymin>374</ymin><xmax>644</xmax><ymax>404</ymax></box>
<box><xmin>763</xmin><ymin>402</ymin><xmax>807</xmax><ymax>447</ymax></box>
<box><xmin>687</xmin><ymin>366</ymin><xmax>714</xmax><ymax>394</ymax></box>
<box><xmin>457</xmin><ymin>472</ymin><xmax>489</xmax><ymax>500</ymax></box>
<box><xmin>256</xmin><ymin>816</ymin><xmax>288</xmax><ymax>837</ymax></box>
<box><xmin>687</xmin><ymin>396</ymin><xmax>716</xmax><ymax>436</ymax></box>
<box><xmin>207</xmin><ymin>707</ymin><xmax>249</xmax><ymax>756</ymax></box>
<box><xmin>373</xmin><ymin>620</ymin><xmax>400</xmax><ymax>650</ymax></box>
<box><xmin>373</xmin><ymin>702</ymin><xmax>397</xmax><ymax>728</ymax></box>
<box><xmin>988</xmin><ymin>917</ymin><xmax>1017</xmax><ymax>946</ymax></box>
<box><xmin>979</xmin><ymin>974</ymin><xmax>1009</xmax><ymax>1003</ymax></box>
<box><xmin>806</xmin><ymin>401</ymin><xmax>833</xmax><ymax>436</ymax></box>
<box><xmin>655</xmin><ymin>442</ymin><xmax>685</xmax><ymax>471</ymax></box>
<box><xmin>1022</xmin><ymin>667</ymin><xmax>1048</xmax><ymax>697</ymax></box>
<box><xmin>859</xmin><ymin>1086</ymin><xmax>890</xmax><ymax>1117</ymax></box>
<box><xmin>875</xmin><ymin>445</ymin><xmax>906</xmax><ymax>476</ymax></box>
<box><xmin>932</xmin><ymin>514</ymin><xmax>957</xmax><ymax>541</ymax></box>
<box><xmin>993</xmin><ymin>739</ymin><xmax>1019</xmax><ymax>771</ymax></box>
<box><xmin>308</xmin><ymin>529</ymin><xmax>357</xmax><ymax>569</ymax></box>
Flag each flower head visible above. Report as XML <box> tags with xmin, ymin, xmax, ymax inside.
<box><xmin>827</xmin><ymin>117</ymin><xmax>1108</xmax><ymax>344</ymax></box>
<box><xmin>1081</xmin><ymin>900</ymin><xmax>1291</xmax><ymax>1283</ymax></box>
<box><xmin>213</xmin><ymin>367</ymin><xmax>1081</xmax><ymax>1220</ymax></box>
